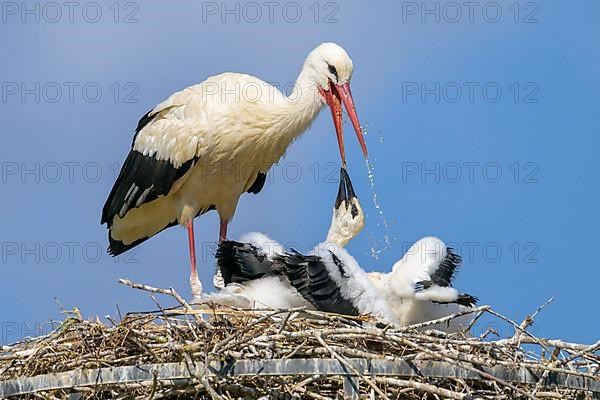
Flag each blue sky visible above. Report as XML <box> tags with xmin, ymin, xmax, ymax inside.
<box><xmin>1</xmin><ymin>1</ymin><xmax>598</xmax><ymax>344</ymax></box>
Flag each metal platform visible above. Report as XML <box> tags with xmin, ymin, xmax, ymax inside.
<box><xmin>1</xmin><ymin>358</ymin><xmax>598</xmax><ymax>397</ymax></box>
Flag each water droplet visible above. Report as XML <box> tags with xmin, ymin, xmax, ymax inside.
<box><xmin>364</xmin><ymin>157</ymin><xmax>397</xmax><ymax>260</ymax></box>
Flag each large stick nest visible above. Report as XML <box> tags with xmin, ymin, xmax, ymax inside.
<box><xmin>1</xmin><ymin>280</ymin><xmax>598</xmax><ymax>399</ymax></box>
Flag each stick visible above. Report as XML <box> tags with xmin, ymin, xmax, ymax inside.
<box><xmin>118</xmin><ymin>278</ymin><xmax>212</xmax><ymax>329</ymax></box>
<box><xmin>373</xmin><ymin>377</ymin><xmax>465</xmax><ymax>400</ymax></box>
<box><xmin>315</xmin><ymin>333</ymin><xmax>389</xmax><ymax>400</ymax></box>
<box><xmin>399</xmin><ymin>306</ymin><xmax>490</xmax><ymax>332</ymax></box>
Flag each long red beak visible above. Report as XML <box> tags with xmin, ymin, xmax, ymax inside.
<box><xmin>321</xmin><ymin>80</ymin><xmax>368</xmax><ymax>168</ymax></box>
<box><xmin>337</xmin><ymin>82</ymin><xmax>368</xmax><ymax>160</ymax></box>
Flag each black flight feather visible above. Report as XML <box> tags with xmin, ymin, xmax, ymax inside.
<box><xmin>101</xmin><ymin>109</ymin><xmax>200</xmax><ymax>226</ymax></box>
<box><xmin>429</xmin><ymin>248</ymin><xmax>463</xmax><ymax>287</ymax></box>
<box><xmin>102</xmin><ymin>109</ymin><xmax>204</xmax><ymax>256</ymax></box>
<box><xmin>247</xmin><ymin>172</ymin><xmax>267</xmax><ymax>194</ymax></box>
<box><xmin>275</xmin><ymin>250</ymin><xmax>359</xmax><ymax>316</ymax></box>
<box><xmin>216</xmin><ymin>241</ymin><xmax>280</xmax><ymax>285</ymax></box>
<box><xmin>216</xmin><ymin>241</ymin><xmax>360</xmax><ymax>316</ymax></box>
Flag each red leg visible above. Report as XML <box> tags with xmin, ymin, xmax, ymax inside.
<box><xmin>214</xmin><ymin>218</ymin><xmax>229</xmax><ymax>289</ymax></box>
<box><xmin>219</xmin><ymin>219</ymin><xmax>229</xmax><ymax>243</ymax></box>
<box><xmin>187</xmin><ymin>220</ymin><xmax>202</xmax><ymax>297</ymax></box>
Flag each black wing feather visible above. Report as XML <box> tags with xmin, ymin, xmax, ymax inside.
<box><xmin>107</xmin><ymin>220</ymin><xmax>178</xmax><ymax>256</ymax></box>
<box><xmin>132</xmin><ymin>109</ymin><xmax>155</xmax><ymax>144</ymax></box>
<box><xmin>107</xmin><ymin>206</ymin><xmax>214</xmax><ymax>256</ymax></box>
<box><xmin>276</xmin><ymin>251</ymin><xmax>359</xmax><ymax>316</ymax></box>
<box><xmin>102</xmin><ymin>110</ymin><xmax>203</xmax><ymax>256</ymax></box>
<box><xmin>430</xmin><ymin>292</ymin><xmax>479</xmax><ymax>307</ymax></box>
<box><xmin>216</xmin><ymin>242</ymin><xmax>360</xmax><ymax>316</ymax></box>
<box><xmin>247</xmin><ymin>172</ymin><xmax>267</xmax><ymax>194</ymax></box>
<box><xmin>101</xmin><ymin>110</ymin><xmax>198</xmax><ymax>226</ymax></box>
<box><xmin>456</xmin><ymin>294</ymin><xmax>479</xmax><ymax>307</ymax></box>
<box><xmin>216</xmin><ymin>241</ymin><xmax>279</xmax><ymax>285</ymax></box>
<box><xmin>429</xmin><ymin>248</ymin><xmax>463</xmax><ymax>287</ymax></box>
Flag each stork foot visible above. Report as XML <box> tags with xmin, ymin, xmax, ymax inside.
<box><xmin>213</xmin><ymin>269</ymin><xmax>225</xmax><ymax>290</ymax></box>
<box><xmin>190</xmin><ymin>275</ymin><xmax>203</xmax><ymax>299</ymax></box>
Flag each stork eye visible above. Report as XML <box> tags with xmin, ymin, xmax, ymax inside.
<box><xmin>327</xmin><ymin>64</ymin><xmax>339</xmax><ymax>81</ymax></box>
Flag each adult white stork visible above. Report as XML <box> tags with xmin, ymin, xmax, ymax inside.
<box><xmin>101</xmin><ymin>43</ymin><xmax>367</xmax><ymax>297</ymax></box>
<box><xmin>212</xmin><ymin>173</ymin><xmax>478</xmax><ymax>330</ymax></box>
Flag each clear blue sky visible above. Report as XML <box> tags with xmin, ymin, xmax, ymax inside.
<box><xmin>1</xmin><ymin>1</ymin><xmax>598</xmax><ymax>344</ymax></box>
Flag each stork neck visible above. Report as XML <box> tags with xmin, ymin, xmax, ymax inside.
<box><xmin>324</xmin><ymin>198</ymin><xmax>365</xmax><ymax>248</ymax></box>
<box><xmin>325</xmin><ymin>208</ymin><xmax>353</xmax><ymax>248</ymax></box>
<box><xmin>325</xmin><ymin>227</ymin><xmax>350</xmax><ymax>248</ymax></box>
<box><xmin>273</xmin><ymin>72</ymin><xmax>325</xmax><ymax>141</ymax></box>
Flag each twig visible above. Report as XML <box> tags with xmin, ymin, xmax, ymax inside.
<box><xmin>400</xmin><ymin>306</ymin><xmax>490</xmax><ymax>332</ymax></box>
<box><xmin>373</xmin><ymin>377</ymin><xmax>465</xmax><ymax>400</ymax></box>
<box><xmin>402</xmin><ymin>338</ymin><xmax>541</xmax><ymax>400</ymax></box>
<box><xmin>118</xmin><ymin>278</ymin><xmax>212</xmax><ymax>329</ymax></box>
<box><xmin>1</xmin><ymin>285</ymin><xmax>596</xmax><ymax>399</ymax></box>
<box><xmin>315</xmin><ymin>333</ymin><xmax>389</xmax><ymax>400</ymax></box>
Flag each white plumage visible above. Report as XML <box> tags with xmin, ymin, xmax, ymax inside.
<box><xmin>212</xmin><ymin>230</ymin><xmax>399</xmax><ymax>324</ymax></box>
<box><xmin>311</xmin><ymin>242</ymin><xmax>398</xmax><ymax>323</ymax></box>
<box><xmin>102</xmin><ymin>43</ymin><xmax>368</xmax><ymax>297</ymax></box>
<box><xmin>206</xmin><ymin>169</ymin><xmax>396</xmax><ymax>321</ymax></box>
<box><xmin>214</xmin><ymin>235</ymin><xmax>477</xmax><ymax>331</ymax></box>
<box><xmin>379</xmin><ymin>237</ymin><xmax>461</xmax><ymax>303</ymax></box>
<box><xmin>210</xmin><ymin>231</ymin><xmax>312</xmax><ymax>310</ymax></box>
<box><xmin>209</xmin><ymin>171</ymin><xmax>478</xmax><ymax>331</ymax></box>
<box><xmin>368</xmin><ymin>237</ymin><xmax>477</xmax><ymax>332</ymax></box>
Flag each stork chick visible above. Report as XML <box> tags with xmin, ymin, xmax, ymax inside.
<box><xmin>369</xmin><ymin>237</ymin><xmax>478</xmax><ymax>331</ymax></box>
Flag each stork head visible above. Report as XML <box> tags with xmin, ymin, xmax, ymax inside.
<box><xmin>305</xmin><ymin>43</ymin><xmax>354</xmax><ymax>88</ymax></box>
<box><xmin>325</xmin><ymin>168</ymin><xmax>365</xmax><ymax>247</ymax></box>
<box><xmin>304</xmin><ymin>43</ymin><xmax>368</xmax><ymax>168</ymax></box>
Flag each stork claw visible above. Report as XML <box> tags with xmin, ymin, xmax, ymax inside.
<box><xmin>190</xmin><ymin>274</ymin><xmax>203</xmax><ymax>298</ymax></box>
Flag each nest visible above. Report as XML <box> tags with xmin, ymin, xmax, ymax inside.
<box><xmin>1</xmin><ymin>279</ymin><xmax>598</xmax><ymax>400</ymax></box>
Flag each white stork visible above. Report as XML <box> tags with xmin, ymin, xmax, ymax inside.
<box><xmin>212</xmin><ymin>173</ymin><xmax>478</xmax><ymax>330</ymax></box>
<box><xmin>101</xmin><ymin>43</ymin><xmax>367</xmax><ymax>297</ymax></box>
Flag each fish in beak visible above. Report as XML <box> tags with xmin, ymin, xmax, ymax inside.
<box><xmin>320</xmin><ymin>80</ymin><xmax>368</xmax><ymax>168</ymax></box>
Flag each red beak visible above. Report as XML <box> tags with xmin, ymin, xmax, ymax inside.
<box><xmin>320</xmin><ymin>80</ymin><xmax>368</xmax><ymax>168</ymax></box>
<box><xmin>337</xmin><ymin>82</ymin><xmax>368</xmax><ymax>160</ymax></box>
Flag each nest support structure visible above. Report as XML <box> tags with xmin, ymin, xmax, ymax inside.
<box><xmin>1</xmin><ymin>279</ymin><xmax>598</xmax><ymax>399</ymax></box>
